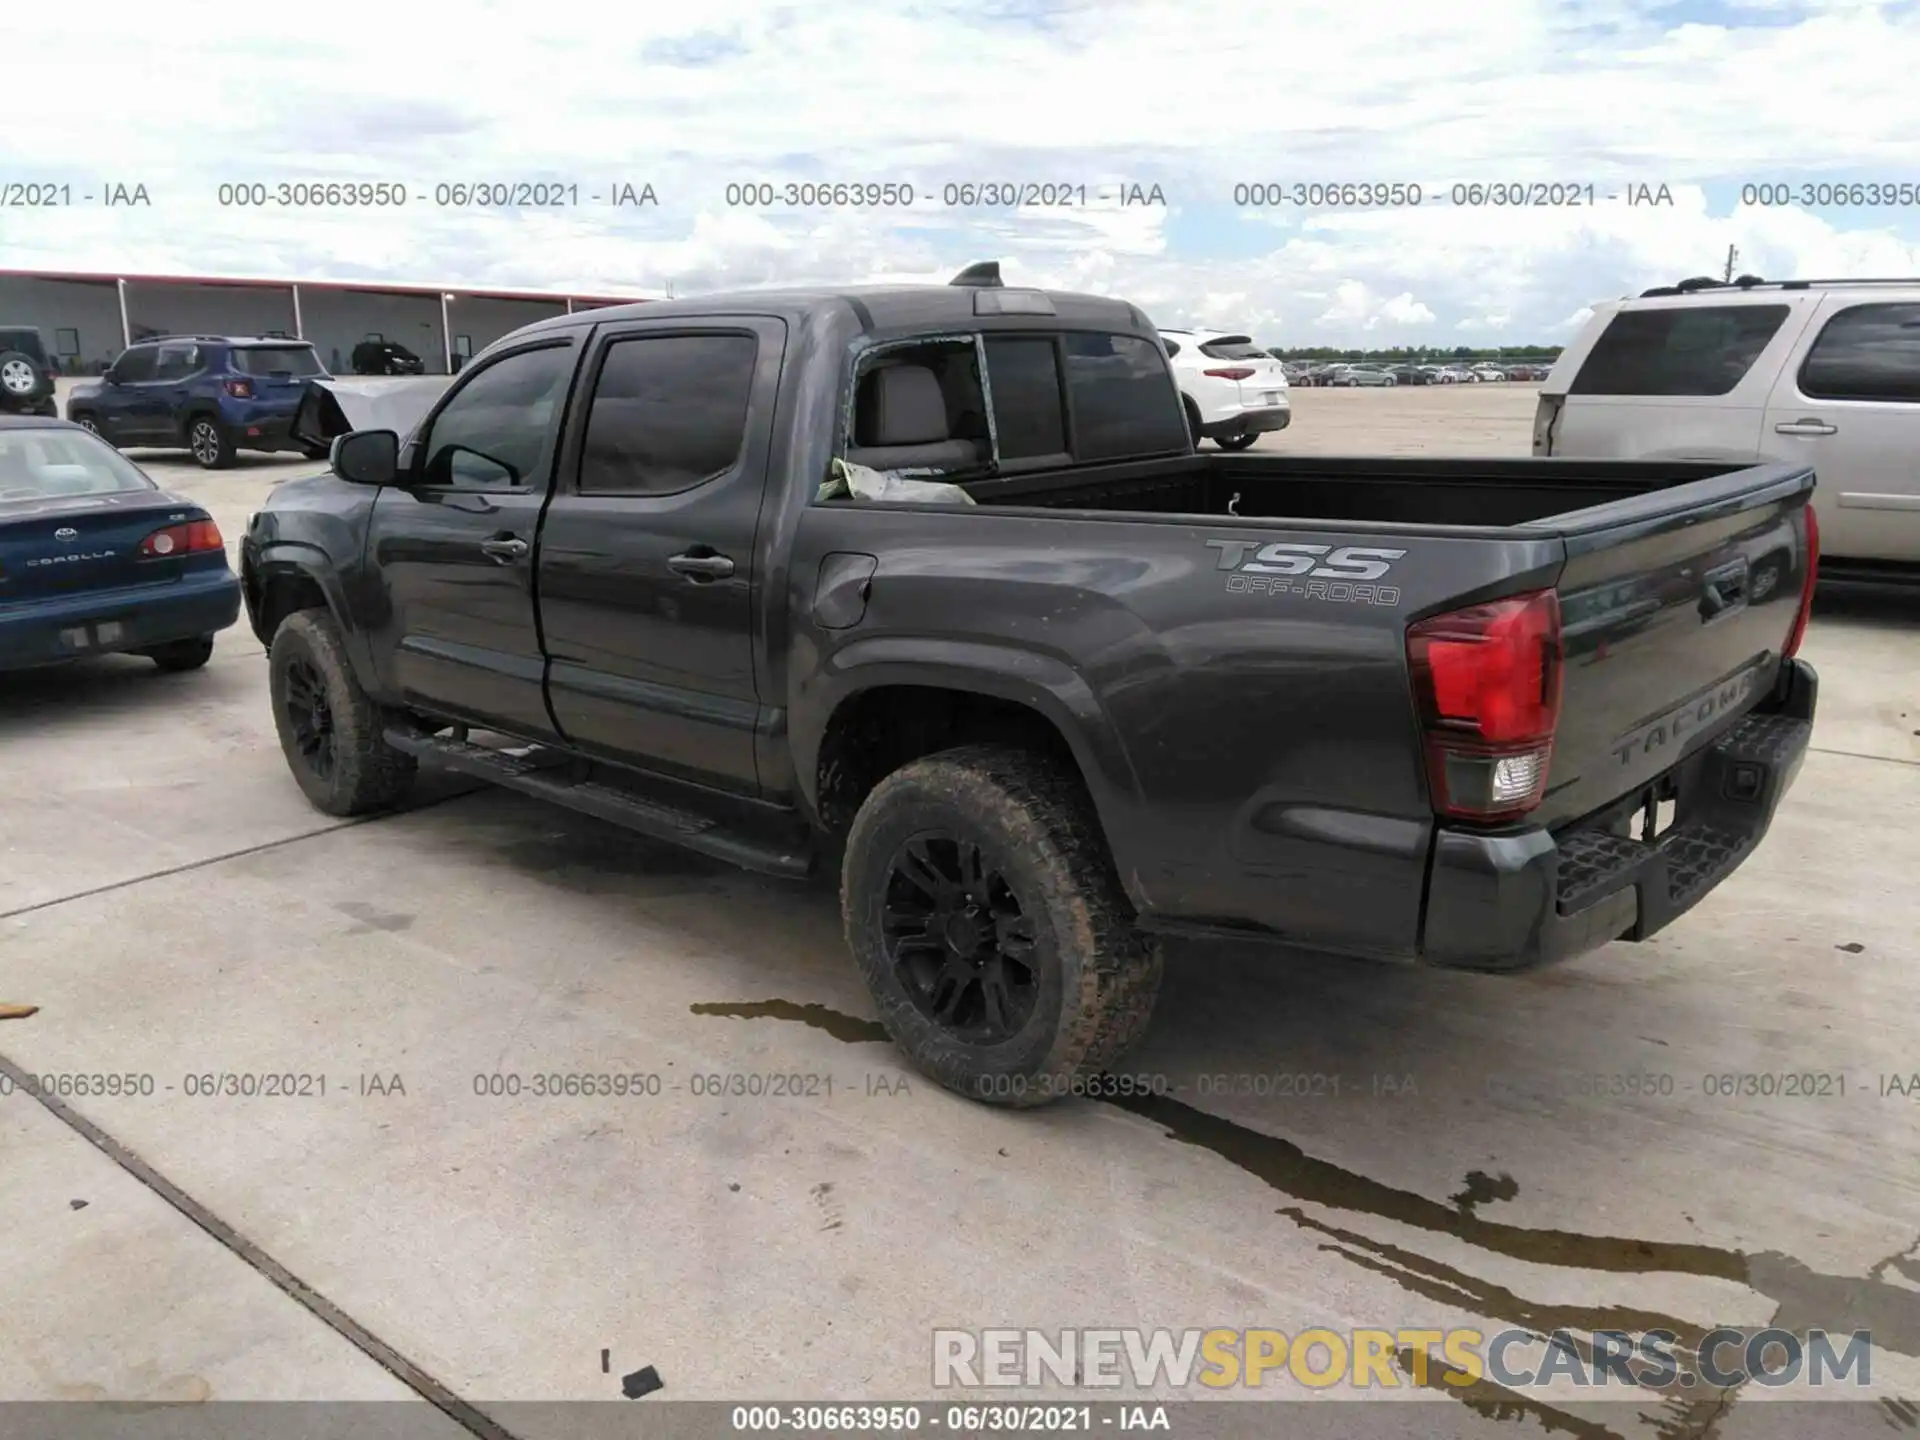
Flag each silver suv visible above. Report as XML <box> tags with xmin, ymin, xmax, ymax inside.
<box><xmin>1538</xmin><ymin>276</ymin><xmax>1920</xmax><ymax>577</ymax></box>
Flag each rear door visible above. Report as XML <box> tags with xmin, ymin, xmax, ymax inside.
<box><xmin>535</xmin><ymin>316</ymin><xmax>784</xmax><ymax>795</ymax></box>
<box><xmin>365</xmin><ymin>335</ymin><xmax>582</xmax><ymax>738</ymax></box>
<box><xmin>1539</xmin><ymin>296</ymin><xmax>1822</xmax><ymax>461</ymax></box>
<box><xmin>1533</xmin><ymin>465</ymin><xmax>1815</xmax><ymax>830</ymax></box>
<box><xmin>1760</xmin><ymin>296</ymin><xmax>1920</xmax><ymax>564</ymax></box>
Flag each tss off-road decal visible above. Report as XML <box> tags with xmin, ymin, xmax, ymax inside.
<box><xmin>1205</xmin><ymin>539</ymin><xmax>1408</xmax><ymax>607</ymax></box>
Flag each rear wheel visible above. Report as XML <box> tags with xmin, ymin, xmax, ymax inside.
<box><xmin>841</xmin><ymin>744</ymin><xmax>1162</xmax><ymax>1108</ymax></box>
<box><xmin>1215</xmin><ymin>433</ymin><xmax>1259</xmax><ymax>451</ymax></box>
<box><xmin>149</xmin><ymin>635</ymin><xmax>214</xmax><ymax>672</ymax></box>
<box><xmin>73</xmin><ymin>413</ymin><xmax>103</xmax><ymax>436</ymax></box>
<box><xmin>187</xmin><ymin>416</ymin><xmax>236</xmax><ymax>469</ymax></box>
<box><xmin>268</xmin><ymin>609</ymin><xmax>417</xmax><ymax>816</ymax></box>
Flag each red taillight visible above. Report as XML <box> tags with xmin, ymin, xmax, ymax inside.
<box><xmin>139</xmin><ymin>519</ymin><xmax>224</xmax><ymax>557</ymax></box>
<box><xmin>1203</xmin><ymin>367</ymin><xmax>1256</xmax><ymax>381</ymax></box>
<box><xmin>224</xmin><ymin>378</ymin><xmax>253</xmax><ymax>398</ymax></box>
<box><xmin>1783</xmin><ymin>504</ymin><xmax>1819</xmax><ymax>659</ymax></box>
<box><xmin>1407</xmin><ymin>589</ymin><xmax>1563</xmax><ymax>822</ymax></box>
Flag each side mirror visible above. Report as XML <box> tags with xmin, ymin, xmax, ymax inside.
<box><xmin>332</xmin><ymin>429</ymin><xmax>400</xmax><ymax>486</ymax></box>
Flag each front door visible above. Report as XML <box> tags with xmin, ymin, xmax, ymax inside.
<box><xmin>97</xmin><ymin>345</ymin><xmax>159</xmax><ymax>443</ymax></box>
<box><xmin>365</xmin><ymin>336</ymin><xmax>582</xmax><ymax>738</ymax></box>
<box><xmin>1763</xmin><ymin>296</ymin><xmax>1920</xmax><ymax>564</ymax></box>
<box><xmin>537</xmin><ymin>316</ymin><xmax>785</xmax><ymax>795</ymax></box>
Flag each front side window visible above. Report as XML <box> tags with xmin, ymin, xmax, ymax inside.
<box><xmin>112</xmin><ymin>347</ymin><xmax>158</xmax><ymax>383</ymax></box>
<box><xmin>419</xmin><ymin>344</ymin><xmax>574</xmax><ymax>490</ymax></box>
<box><xmin>579</xmin><ymin>334</ymin><xmax>758</xmax><ymax>495</ymax></box>
<box><xmin>1799</xmin><ymin>302</ymin><xmax>1920</xmax><ymax>403</ymax></box>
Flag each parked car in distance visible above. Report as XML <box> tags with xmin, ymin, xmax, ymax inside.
<box><xmin>1471</xmin><ymin>365</ymin><xmax>1508</xmax><ymax>382</ymax></box>
<box><xmin>67</xmin><ymin>336</ymin><xmax>333</xmax><ymax>469</ymax></box>
<box><xmin>0</xmin><ymin>415</ymin><xmax>241</xmax><ymax>671</ymax></box>
<box><xmin>352</xmin><ymin>340</ymin><xmax>427</xmax><ymax>376</ymax></box>
<box><xmin>0</xmin><ymin>326</ymin><xmax>59</xmax><ymax>417</ymax></box>
<box><xmin>1537</xmin><ymin>275</ymin><xmax>1920</xmax><ymax>579</ymax></box>
<box><xmin>1330</xmin><ymin>365</ymin><xmax>1397</xmax><ymax>387</ymax></box>
<box><xmin>1160</xmin><ymin>329</ymin><xmax>1290</xmax><ymax>449</ymax></box>
<box><xmin>1391</xmin><ymin>366</ymin><xmax>1433</xmax><ymax>385</ymax></box>
<box><xmin>241</xmin><ymin>260</ymin><xmax>1819</xmax><ymax>1105</ymax></box>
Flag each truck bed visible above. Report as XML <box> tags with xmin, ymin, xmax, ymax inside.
<box><xmin>963</xmin><ymin>454</ymin><xmax>1777</xmax><ymax>532</ymax></box>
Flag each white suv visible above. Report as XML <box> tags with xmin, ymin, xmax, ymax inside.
<box><xmin>1537</xmin><ymin>277</ymin><xmax>1920</xmax><ymax>574</ymax></box>
<box><xmin>1159</xmin><ymin>329</ymin><xmax>1290</xmax><ymax>449</ymax></box>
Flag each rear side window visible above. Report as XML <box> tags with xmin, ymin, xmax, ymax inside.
<box><xmin>1799</xmin><ymin>302</ymin><xmax>1920</xmax><ymax>403</ymax></box>
<box><xmin>1570</xmin><ymin>305</ymin><xmax>1789</xmax><ymax>397</ymax></box>
<box><xmin>231</xmin><ymin>345</ymin><xmax>324</xmax><ymax>378</ymax></box>
<box><xmin>419</xmin><ymin>343</ymin><xmax>574</xmax><ymax>489</ymax></box>
<box><xmin>1198</xmin><ymin>336</ymin><xmax>1269</xmax><ymax>361</ymax></box>
<box><xmin>1061</xmin><ymin>332</ymin><xmax>1189</xmax><ymax>459</ymax></box>
<box><xmin>983</xmin><ymin>337</ymin><xmax>1069</xmax><ymax>460</ymax></box>
<box><xmin>154</xmin><ymin>344</ymin><xmax>200</xmax><ymax>381</ymax></box>
<box><xmin>578</xmin><ymin>333</ymin><xmax>758</xmax><ymax>495</ymax></box>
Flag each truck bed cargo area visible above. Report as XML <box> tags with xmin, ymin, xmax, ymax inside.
<box><xmin>965</xmin><ymin>455</ymin><xmax>1762</xmax><ymax>529</ymax></box>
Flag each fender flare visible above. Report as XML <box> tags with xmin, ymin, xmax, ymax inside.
<box><xmin>792</xmin><ymin>637</ymin><xmax>1151</xmax><ymax>899</ymax></box>
<box><xmin>245</xmin><ymin>544</ymin><xmax>380</xmax><ymax>688</ymax></box>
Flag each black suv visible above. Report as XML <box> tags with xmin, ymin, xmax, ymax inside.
<box><xmin>0</xmin><ymin>327</ymin><xmax>58</xmax><ymax>416</ymax></box>
<box><xmin>351</xmin><ymin>340</ymin><xmax>426</xmax><ymax>376</ymax></box>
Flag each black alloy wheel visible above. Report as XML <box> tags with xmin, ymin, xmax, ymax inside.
<box><xmin>882</xmin><ymin>831</ymin><xmax>1039</xmax><ymax>1044</ymax></box>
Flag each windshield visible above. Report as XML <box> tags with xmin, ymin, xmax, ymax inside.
<box><xmin>0</xmin><ymin>427</ymin><xmax>158</xmax><ymax>502</ymax></box>
<box><xmin>232</xmin><ymin>345</ymin><xmax>326</xmax><ymax>377</ymax></box>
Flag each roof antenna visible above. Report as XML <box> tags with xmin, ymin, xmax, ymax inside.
<box><xmin>949</xmin><ymin>261</ymin><xmax>1003</xmax><ymax>288</ymax></box>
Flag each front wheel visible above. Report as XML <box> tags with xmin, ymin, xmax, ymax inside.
<box><xmin>268</xmin><ymin>609</ymin><xmax>417</xmax><ymax>815</ymax></box>
<box><xmin>841</xmin><ymin>745</ymin><xmax>1163</xmax><ymax>1108</ymax></box>
<box><xmin>1215</xmin><ymin>433</ymin><xmax>1259</xmax><ymax>451</ymax></box>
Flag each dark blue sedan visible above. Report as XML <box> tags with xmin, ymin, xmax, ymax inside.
<box><xmin>0</xmin><ymin>415</ymin><xmax>240</xmax><ymax>672</ymax></box>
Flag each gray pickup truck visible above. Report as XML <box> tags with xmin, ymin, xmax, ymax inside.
<box><xmin>241</xmin><ymin>262</ymin><xmax>1819</xmax><ymax>1106</ymax></box>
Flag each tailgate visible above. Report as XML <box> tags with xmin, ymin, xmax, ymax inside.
<box><xmin>1529</xmin><ymin>462</ymin><xmax>1815</xmax><ymax>829</ymax></box>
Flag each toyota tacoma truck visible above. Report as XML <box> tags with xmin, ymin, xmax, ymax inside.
<box><xmin>240</xmin><ymin>262</ymin><xmax>1820</xmax><ymax>1107</ymax></box>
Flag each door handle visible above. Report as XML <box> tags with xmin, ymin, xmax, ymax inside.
<box><xmin>1775</xmin><ymin>419</ymin><xmax>1836</xmax><ymax>436</ymax></box>
<box><xmin>667</xmin><ymin>551</ymin><xmax>736</xmax><ymax>581</ymax></box>
<box><xmin>479</xmin><ymin>536</ymin><xmax>529</xmax><ymax>563</ymax></box>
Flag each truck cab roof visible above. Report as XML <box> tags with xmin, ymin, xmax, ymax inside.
<box><xmin>506</xmin><ymin>282</ymin><xmax>1158</xmax><ymax>346</ymax></box>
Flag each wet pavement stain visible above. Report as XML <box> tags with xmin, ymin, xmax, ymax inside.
<box><xmin>1392</xmin><ymin>1346</ymin><xmax>1618</xmax><ymax>1439</ymax></box>
<box><xmin>688</xmin><ymin>999</ymin><xmax>1920</xmax><ymax>1382</ymax></box>
<box><xmin>333</xmin><ymin>901</ymin><xmax>414</xmax><ymax>935</ymax></box>
<box><xmin>1452</xmin><ymin>1170</ymin><xmax>1521</xmax><ymax>1217</ymax></box>
<box><xmin>689</xmin><ymin>999</ymin><xmax>889</xmax><ymax>1045</ymax></box>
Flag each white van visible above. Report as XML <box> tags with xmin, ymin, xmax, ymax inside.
<box><xmin>1536</xmin><ymin>278</ymin><xmax>1920</xmax><ymax>577</ymax></box>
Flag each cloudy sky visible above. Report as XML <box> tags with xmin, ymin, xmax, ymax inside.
<box><xmin>5</xmin><ymin>0</ymin><xmax>1919</xmax><ymax>346</ymax></box>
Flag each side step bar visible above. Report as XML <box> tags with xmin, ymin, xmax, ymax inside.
<box><xmin>385</xmin><ymin>728</ymin><xmax>816</xmax><ymax>880</ymax></box>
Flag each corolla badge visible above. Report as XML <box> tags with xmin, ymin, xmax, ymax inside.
<box><xmin>54</xmin><ymin>527</ymin><xmax>78</xmax><ymax>540</ymax></box>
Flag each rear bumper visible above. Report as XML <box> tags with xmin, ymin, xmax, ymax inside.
<box><xmin>0</xmin><ymin>568</ymin><xmax>242</xmax><ymax>670</ymax></box>
<box><xmin>1200</xmin><ymin>406</ymin><xmax>1291</xmax><ymax>440</ymax></box>
<box><xmin>223</xmin><ymin>408</ymin><xmax>302</xmax><ymax>451</ymax></box>
<box><xmin>1419</xmin><ymin>658</ymin><xmax>1816</xmax><ymax>972</ymax></box>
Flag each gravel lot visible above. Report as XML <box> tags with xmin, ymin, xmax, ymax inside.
<box><xmin>2</xmin><ymin>380</ymin><xmax>1915</xmax><ymax>1437</ymax></box>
